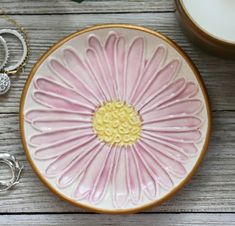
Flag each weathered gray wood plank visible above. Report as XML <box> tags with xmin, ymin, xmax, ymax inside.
<box><xmin>0</xmin><ymin>2</ymin><xmax>235</xmax><ymax>223</ymax></box>
<box><xmin>0</xmin><ymin>0</ymin><xmax>175</xmax><ymax>14</ymax></box>
<box><xmin>0</xmin><ymin>111</ymin><xmax>234</xmax><ymax>213</ymax></box>
<box><xmin>0</xmin><ymin>213</ymin><xmax>235</xmax><ymax>226</ymax></box>
<box><xmin>0</xmin><ymin>13</ymin><xmax>234</xmax><ymax>113</ymax></box>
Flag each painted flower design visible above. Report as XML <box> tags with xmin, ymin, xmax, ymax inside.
<box><xmin>25</xmin><ymin>32</ymin><xmax>203</xmax><ymax>208</ymax></box>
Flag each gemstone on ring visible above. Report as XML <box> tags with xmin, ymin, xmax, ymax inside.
<box><xmin>0</xmin><ymin>73</ymin><xmax>11</xmax><ymax>95</ymax></box>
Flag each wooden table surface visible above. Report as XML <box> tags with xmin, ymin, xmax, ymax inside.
<box><xmin>0</xmin><ymin>1</ymin><xmax>235</xmax><ymax>225</ymax></box>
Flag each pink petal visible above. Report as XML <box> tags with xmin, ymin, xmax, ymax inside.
<box><xmin>35</xmin><ymin>77</ymin><xmax>96</xmax><ymax>107</ymax></box>
<box><xmin>130</xmin><ymin>46</ymin><xmax>165</xmax><ymax>104</ymax></box>
<box><xmin>105</xmin><ymin>32</ymin><xmax>119</xmax><ymax>98</ymax></box>
<box><xmin>86</xmin><ymin>49</ymin><xmax>111</xmax><ymax>101</ymax></box>
<box><xmin>57</xmin><ymin>141</ymin><xmax>103</xmax><ymax>188</ymax></box>
<box><xmin>46</xmin><ymin>150</ymin><xmax>80</xmax><ymax>177</ymax></box>
<box><xmin>74</xmin><ymin>144</ymin><xmax>109</xmax><ymax>199</ymax></box>
<box><xmin>171</xmin><ymin>142</ymin><xmax>199</xmax><ymax>156</ymax></box>
<box><xmin>158</xmin><ymin>98</ymin><xmax>203</xmax><ymax>112</ymax></box>
<box><xmin>154</xmin><ymin>152</ymin><xmax>187</xmax><ymax>177</ymax></box>
<box><xmin>143</xmin><ymin>130</ymin><xmax>202</xmax><ymax>143</ymax></box>
<box><xmin>34</xmin><ymin>133</ymin><xmax>95</xmax><ymax>160</ymax></box>
<box><xmin>105</xmin><ymin>33</ymin><xmax>118</xmax><ymax>70</ymax></box>
<box><xmin>31</xmin><ymin>117</ymin><xmax>91</xmax><ymax>132</ymax></box>
<box><xmin>88</xmin><ymin>35</ymin><xmax>116</xmax><ymax>99</ymax></box>
<box><xmin>141</xmin><ymin>134</ymin><xmax>189</xmax><ymax>162</ymax></box>
<box><xmin>140</xmin><ymin>78</ymin><xmax>186</xmax><ymax>113</ymax></box>
<box><xmin>105</xmin><ymin>32</ymin><xmax>118</xmax><ymax>63</ymax></box>
<box><xmin>139</xmin><ymin>140</ymin><xmax>187</xmax><ymax>177</ymax></box>
<box><xmin>89</xmin><ymin>146</ymin><xmax>116</xmax><ymax>204</ymax></box>
<box><xmin>134</xmin><ymin>145</ymin><xmax>157</xmax><ymax>199</ymax></box>
<box><xmin>135</xmin><ymin>142</ymin><xmax>173</xmax><ymax>189</ymax></box>
<box><xmin>33</xmin><ymin>90</ymin><xmax>93</xmax><ymax>114</ymax></box>
<box><xmin>114</xmin><ymin>36</ymin><xmax>126</xmax><ymax>100</ymax></box>
<box><xmin>142</xmin><ymin>133</ymin><xmax>199</xmax><ymax>157</ymax></box>
<box><xmin>24</xmin><ymin>109</ymin><xmax>84</xmax><ymax>123</ymax></box>
<box><xmin>142</xmin><ymin>99</ymin><xmax>202</xmax><ymax>121</ymax></box>
<box><xmin>176</xmin><ymin>81</ymin><xmax>198</xmax><ymax>99</ymax></box>
<box><xmin>113</xmin><ymin>147</ymin><xmax>129</xmax><ymax>208</ymax></box>
<box><xmin>63</xmin><ymin>48</ymin><xmax>103</xmax><ymax>100</ymax></box>
<box><xmin>126</xmin><ymin>146</ymin><xmax>142</xmax><ymax>204</ymax></box>
<box><xmin>48</xmin><ymin>58</ymin><xmax>101</xmax><ymax>105</ymax></box>
<box><xmin>134</xmin><ymin>59</ymin><xmax>180</xmax><ymax>107</ymax></box>
<box><xmin>125</xmin><ymin>37</ymin><xmax>145</xmax><ymax>103</ymax></box>
<box><xmin>30</xmin><ymin>126</ymin><xmax>91</xmax><ymax>146</ymax></box>
<box><xmin>143</xmin><ymin>115</ymin><xmax>202</xmax><ymax>132</ymax></box>
<box><xmin>45</xmin><ymin>137</ymin><xmax>95</xmax><ymax>177</ymax></box>
<box><xmin>148</xmin><ymin>81</ymin><xmax>199</xmax><ymax>110</ymax></box>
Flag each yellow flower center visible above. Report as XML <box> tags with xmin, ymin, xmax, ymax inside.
<box><xmin>92</xmin><ymin>101</ymin><xmax>142</xmax><ymax>146</ymax></box>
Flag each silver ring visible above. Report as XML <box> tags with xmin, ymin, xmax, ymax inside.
<box><xmin>0</xmin><ymin>29</ymin><xmax>27</xmax><ymax>73</ymax></box>
<box><xmin>0</xmin><ymin>36</ymin><xmax>9</xmax><ymax>71</ymax></box>
<box><xmin>0</xmin><ymin>153</ymin><xmax>23</xmax><ymax>192</ymax></box>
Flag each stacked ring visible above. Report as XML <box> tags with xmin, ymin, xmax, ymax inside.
<box><xmin>0</xmin><ymin>36</ymin><xmax>9</xmax><ymax>71</ymax></box>
<box><xmin>0</xmin><ymin>153</ymin><xmax>23</xmax><ymax>192</ymax></box>
<box><xmin>0</xmin><ymin>29</ymin><xmax>28</xmax><ymax>95</ymax></box>
<box><xmin>0</xmin><ymin>29</ymin><xmax>28</xmax><ymax>74</ymax></box>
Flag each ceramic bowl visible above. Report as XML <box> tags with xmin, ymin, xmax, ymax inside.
<box><xmin>20</xmin><ymin>24</ymin><xmax>211</xmax><ymax>213</ymax></box>
<box><xmin>176</xmin><ymin>0</ymin><xmax>235</xmax><ymax>58</ymax></box>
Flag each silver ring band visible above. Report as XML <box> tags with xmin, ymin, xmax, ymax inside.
<box><xmin>0</xmin><ymin>153</ymin><xmax>23</xmax><ymax>192</ymax></box>
<box><xmin>0</xmin><ymin>36</ymin><xmax>9</xmax><ymax>71</ymax></box>
<box><xmin>0</xmin><ymin>29</ymin><xmax>28</xmax><ymax>73</ymax></box>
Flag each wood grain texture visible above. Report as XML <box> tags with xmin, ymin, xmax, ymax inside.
<box><xmin>0</xmin><ymin>111</ymin><xmax>234</xmax><ymax>213</ymax></box>
<box><xmin>0</xmin><ymin>214</ymin><xmax>235</xmax><ymax>226</ymax></box>
<box><xmin>0</xmin><ymin>13</ymin><xmax>235</xmax><ymax>113</ymax></box>
<box><xmin>0</xmin><ymin>0</ymin><xmax>234</xmax><ymax>224</ymax></box>
<box><xmin>0</xmin><ymin>0</ymin><xmax>175</xmax><ymax>14</ymax></box>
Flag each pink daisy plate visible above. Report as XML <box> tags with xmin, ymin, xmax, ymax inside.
<box><xmin>20</xmin><ymin>24</ymin><xmax>211</xmax><ymax>213</ymax></box>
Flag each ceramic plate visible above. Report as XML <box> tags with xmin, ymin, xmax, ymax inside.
<box><xmin>20</xmin><ymin>24</ymin><xmax>211</xmax><ymax>213</ymax></box>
